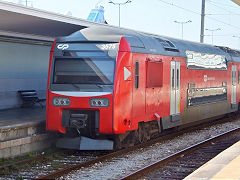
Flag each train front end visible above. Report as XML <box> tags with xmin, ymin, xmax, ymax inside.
<box><xmin>46</xmin><ymin>36</ymin><xmax>119</xmax><ymax>150</ymax></box>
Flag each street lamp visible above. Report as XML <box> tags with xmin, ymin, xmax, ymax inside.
<box><xmin>205</xmin><ymin>28</ymin><xmax>221</xmax><ymax>45</ymax></box>
<box><xmin>109</xmin><ymin>0</ymin><xmax>132</xmax><ymax>27</ymax></box>
<box><xmin>174</xmin><ymin>20</ymin><xmax>192</xmax><ymax>40</ymax></box>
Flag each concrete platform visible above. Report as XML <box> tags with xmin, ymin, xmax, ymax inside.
<box><xmin>0</xmin><ymin>107</ymin><xmax>56</xmax><ymax>158</ymax></box>
<box><xmin>184</xmin><ymin>140</ymin><xmax>240</xmax><ymax>180</ymax></box>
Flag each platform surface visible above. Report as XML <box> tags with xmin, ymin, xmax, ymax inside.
<box><xmin>0</xmin><ymin>107</ymin><xmax>45</xmax><ymax>128</ymax></box>
<box><xmin>184</xmin><ymin>140</ymin><xmax>240</xmax><ymax>180</ymax></box>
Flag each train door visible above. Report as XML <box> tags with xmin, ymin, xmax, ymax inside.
<box><xmin>132</xmin><ymin>57</ymin><xmax>146</xmax><ymax>128</ymax></box>
<box><xmin>231</xmin><ymin>65</ymin><xmax>237</xmax><ymax>104</ymax></box>
<box><xmin>170</xmin><ymin>61</ymin><xmax>181</xmax><ymax>115</ymax></box>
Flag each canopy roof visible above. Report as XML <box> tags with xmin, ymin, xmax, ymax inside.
<box><xmin>0</xmin><ymin>1</ymin><xmax>105</xmax><ymax>41</ymax></box>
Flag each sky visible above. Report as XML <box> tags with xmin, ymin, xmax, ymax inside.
<box><xmin>3</xmin><ymin>0</ymin><xmax>240</xmax><ymax>49</ymax></box>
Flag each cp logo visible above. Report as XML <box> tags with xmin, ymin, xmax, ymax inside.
<box><xmin>57</xmin><ymin>44</ymin><xmax>69</xmax><ymax>50</ymax></box>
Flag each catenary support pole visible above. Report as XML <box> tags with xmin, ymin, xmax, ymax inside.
<box><xmin>200</xmin><ymin>0</ymin><xmax>206</xmax><ymax>43</ymax></box>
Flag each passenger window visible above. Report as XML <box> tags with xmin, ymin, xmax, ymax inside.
<box><xmin>172</xmin><ymin>69</ymin><xmax>175</xmax><ymax>88</ymax></box>
<box><xmin>232</xmin><ymin>71</ymin><xmax>237</xmax><ymax>85</ymax></box>
<box><xmin>239</xmin><ymin>71</ymin><xmax>240</xmax><ymax>84</ymax></box>
<box><xmin>135</xmin><ymin>61</ymin><xmax>139</xmax><ymax>89</ymax></box>
<box><xmin>146</xmin><ymin>61</ymin><xmax>163</xmax><ymax>88</ymax></box>
<box><xmin>176</xmin><ymin>69</ymin><xmax>179</xmax><ymax>89</ymax></box>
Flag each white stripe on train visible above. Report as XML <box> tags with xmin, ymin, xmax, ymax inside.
<box><xmin>51</xmin><ymin>91</ymin><xmax>111</xmax><ymax>97</ymax></box>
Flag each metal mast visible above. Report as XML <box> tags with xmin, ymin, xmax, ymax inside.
<box><xmin>200</xmin><ymin>0</ymin><xmax>206</xmax><ymax>43</ymax></box>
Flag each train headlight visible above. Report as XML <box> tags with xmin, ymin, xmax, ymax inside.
<box><xmin>52</xmin><ymin>97</ymin><xmax>70</xmax><ymax>106</ymax></box>
<box><xmin>89</xmin><ymin>98</ymin><xmax>109</xmax><ymax>107</ymax></box>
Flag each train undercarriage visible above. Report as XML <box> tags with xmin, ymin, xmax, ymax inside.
<box><xmin>56</xmin><ymin>99</ymin><xmax>239</xmax><ymax>150</ymax></box>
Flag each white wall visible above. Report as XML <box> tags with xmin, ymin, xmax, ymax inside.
<box><xmin>0</xmin><ymin>40</ymin><xmax>51</xmax><ymax>109</ymax></box>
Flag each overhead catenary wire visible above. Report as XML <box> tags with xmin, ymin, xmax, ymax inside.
<box><xmin>208</xmin><ymin>0</ymin><xmax>240</xmax><ymax>10</ymax></box>
<box><xmin>156</xmin><ymin>0</ymin><xmax>200</xmax><ymax>15</ymax></box>
<box><xmin>207</xmin><ymin>13</ymin><xmax>240</xmax><ymax>15</ymax></box>
<box><xmin>208</xmin><ymin>1</ymin><xmax>236</xmax><ymax>14</ymax></box>
<box><xmin>207</xmin><ymin>1</ymin><xmax>240</xmax><ymax>15</ymax></box>
<box><xmin>156</xmin><ymin>0</ymin><xmax>240</xmax><ymax>31</ymax></box>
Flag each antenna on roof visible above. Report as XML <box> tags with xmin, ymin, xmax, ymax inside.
<box><xmin>96</xmin><ymin>0</ymin><xmax>104</xmax><ymax>8</ymax></box>
<box><xmin>64</xmin><ymin>10</ymin><xmax>73</xmax><ymax>17</ymax></box>
<box><xmin>18</xmin><ymin>0</ymin><xmax>34</xmax><ymax>7</ymax></box>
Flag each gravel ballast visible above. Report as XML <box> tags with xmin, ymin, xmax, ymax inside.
<box><xmin>61</xmin><ymin>117</ymin><xmax>240</xmax><ymax>180</ymax></box>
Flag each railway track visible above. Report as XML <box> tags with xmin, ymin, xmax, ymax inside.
<box><xmin>37</xmin><ymin>114</ymin><xmax>240</xmax><ymax>179</ymax></box>
<box><xmin>0</xmin><ymin>113</ymin><xmax>239</xmax><ymax>179</ymax></box>
<box><xmin>0</xmin><ymin>150</ymin><xmax>107</xmax><ymax>179</ymax></box>
<box><xmin>121</xmin><ymin>127</ymin><xmax>240</xmax><ymax>180</ymax></box>
<box><xmin>36</xmin><ymin>134</ymin><xmax>182</xmax><ymax>179</ymax></box>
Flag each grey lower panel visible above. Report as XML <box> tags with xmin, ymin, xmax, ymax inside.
<box><xmin>231</xmin><ymin>103</ymin><xmax>238</xmax><ymax>112</ymax></box>
<box><xmin>56</xmin><ymin>136</ymin><xmax>114</xmax><ymax>150</ymax></box>
<box><xmin>182</xmin><ymin>100</ymin><xmax>233</xmax><ymax>125</ymax></box>
<box><xmin>162</xmin><ymin>114</ymin><xmax>182</xmax><ymax>130</ymax></box>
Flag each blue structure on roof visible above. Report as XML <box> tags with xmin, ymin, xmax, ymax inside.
<box><xmin>87</xmin><ymin>6</ymin><xmax>105</xmax><ymax>23</ymax></box>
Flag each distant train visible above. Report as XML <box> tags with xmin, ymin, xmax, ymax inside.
<box><xmin>46</xmin><ymin>26</ymin><xmax>240</xmax><ymax>150</ymax></box>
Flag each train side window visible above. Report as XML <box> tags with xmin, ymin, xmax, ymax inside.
<box><xmin>176</xmin><ymin>69</ymin><xmax>179</xmax><ymax>89</ymax></box>
<box><xmin>232</xmin><ymin>71</ymin><xmax>237</xmax><ymax>85</ymax></box>
<box><xmin>135</xmin><ymin>61</ymin><xmax>139</xmax><ymax>89</ymax></box>
<box><xmin>239</xmin><ymin>71</ymin><xmax>240</xmax><ymax>84</ymax></box>
<box><xmin>146</xmin><ymin>61</ymin><xmax>163</xmax><ymax>88</ymax></box>
<box><xmin>172</xmin><ymin>69</ymin><xmax>175</xmax><ymax>88</ymax></box>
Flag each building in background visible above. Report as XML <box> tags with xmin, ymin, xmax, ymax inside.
<box><xmin>0</xmin><ymin>1</ymin><xmax>98</xmax><ymax>110</ymax></box>
<box><xmin>232</xmin><ymin>0</ymin><xmax>240</xmax><ymax>6</ymax></box>
<box><xmin>87</xmin><ymin>6</ymin><xmax>107</xmax><ymax>24</ymax></box>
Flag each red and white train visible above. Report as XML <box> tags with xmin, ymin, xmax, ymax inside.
<box><xmin>46</xmin><ymin>26</ymin><xmax>240</xmax><ymax>150</ymax></box>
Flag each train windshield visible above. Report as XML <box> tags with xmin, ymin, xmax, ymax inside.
<box><xmin>51</xmin><ymin>57</ymin><xmax>115</xmax><ymax>92</ymax></box>
<box><xmin>50</xmin><ymin>42</ymin><xmax>119</xmax><ymax>92</ymax></box>
<box><xmin>54</xmin><ymin>58</ymin><xmax>114</xmax><ymax>84</ymax></box>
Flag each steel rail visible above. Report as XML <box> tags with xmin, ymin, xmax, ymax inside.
<box><xmin>0</xmin><ymin>149</ymin><xmax>65</xmax><ymax>173</ymax></box>
<box><xmin>120</xmin><ymin>127</ymin><xmax>240</xmax><ymax>180</ymax></box>
<box><xmin>0</xmin><ymin>154</ymin><xmax>46</xmax><ymax>172</ymax></box>
<box><xmin>35</xmin><ymin>133</ymin><xmax>179</xmax><ymax>179</ymax></box>
<box><xmin>36</xmin><ymin>113</ymin><xmax>240</xmax><ymax>179</ymax></box>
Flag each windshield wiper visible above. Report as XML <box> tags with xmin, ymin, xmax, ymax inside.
<box><xmin>71</xmin><ymin>84</ymin><xmax>81</xmax><ymax>90</ymax></box>
<box><xmin>96</xmin><ymin>84</ymin><xmax>104</xmax><ymax>91</ymax></box>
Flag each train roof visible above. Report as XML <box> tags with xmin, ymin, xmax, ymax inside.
<box><xmin>56</xmin><ymin>26</ymin><xmax>239</xmax><ymax>62</ymax></box>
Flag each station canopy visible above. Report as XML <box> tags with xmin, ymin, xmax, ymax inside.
<box><xmin>232</xmin><ymin>0</ymin><xmax>240</xmax><ymax>6</ymax></box>
<box><xmin>0</xmin><ymin>1</ymin><xmax>105</xmax><ymax>42</ymax></box>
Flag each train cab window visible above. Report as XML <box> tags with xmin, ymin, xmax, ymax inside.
<box><xmin>146</xmin><ymin>61</ymin><xmax>163</xmax><ymax>88</ymax></box>
<box><xmin>135</xmin><ymin>61</ymin><xmax>139</xmax><ymax>89</ymax></box>
<box><xmin>53</xmin><ymin>58</ymin><xmax>114</xmax><ymax>85</ymax></box>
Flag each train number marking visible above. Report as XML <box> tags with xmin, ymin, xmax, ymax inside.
<box><xmin>97</xmin><ymin>44</ymin><xmax>116</xmax><ymax>51</ymax></box>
